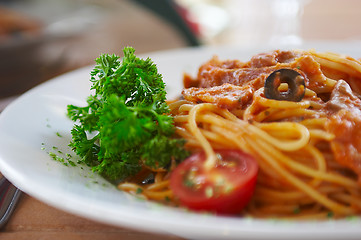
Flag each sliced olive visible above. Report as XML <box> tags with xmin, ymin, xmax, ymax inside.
<box><xmin>264</xmin><ymin>69</ymin><xmax>305</xmax><ymax>102</ymax></box>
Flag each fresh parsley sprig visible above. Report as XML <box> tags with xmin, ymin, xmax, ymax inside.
<box><xmin>67</xmin><ymin>47</ymin><xmax>188</xmax><ymax>181</ymax></box>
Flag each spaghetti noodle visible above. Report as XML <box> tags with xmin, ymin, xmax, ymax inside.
<box><xmin>118</xmin><ymin>49</ymin><xmax>361</xmax><ymax>219</ymax></box>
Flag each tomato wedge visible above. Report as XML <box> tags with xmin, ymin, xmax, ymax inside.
<box><xmin>170</xmin><ymin>150</ymin><xmax>258</xmax><ymax>215</ymax></box>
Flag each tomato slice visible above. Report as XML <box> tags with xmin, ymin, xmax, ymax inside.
<box><xmin>170</xmin><ymin>150</ymin><xmax>258</xmax><ymax>215</ymax></box>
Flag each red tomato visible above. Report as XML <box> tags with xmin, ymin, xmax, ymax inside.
<box><xmin>170</xmin><ymin>150</ymin><xmax>258</xmax><ymax>215</ymax></box>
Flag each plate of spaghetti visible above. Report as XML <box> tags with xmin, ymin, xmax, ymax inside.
<box><xmin>1</xmin><ymin>43</ymin><xmax>361</xmax><ymax>240</ymax></box>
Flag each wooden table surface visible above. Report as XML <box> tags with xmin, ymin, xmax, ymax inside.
<box><xmin>1</xmin><ymin>0</ymin><xmax>361</xmax><ymax>239</ymax></box>
<box><xmin>3</xmin><ymin>194</ymin><xmax>184</xmax><ymax>240</ymax></box>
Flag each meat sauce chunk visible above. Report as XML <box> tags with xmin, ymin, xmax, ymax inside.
<box><xmin>248</xmin><ymin>50</ymin><xmax>300</xmax><ymax>68</ymax></box>
<box><xmin>325</xmin><ymin>80</ymin><xmax>361</xmax><ymax>183</ymax></box>
<box><xmin>182</xmin><ymin>83</ymin><xmax>254</xmax><ymax>110</ymax></box>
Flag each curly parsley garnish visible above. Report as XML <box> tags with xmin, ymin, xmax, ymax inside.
<box><xmin>67</xmin><ymin>47</ymin><xmax>188</xmax><ymax>181</ymax></box>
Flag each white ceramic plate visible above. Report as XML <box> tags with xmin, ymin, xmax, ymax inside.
<box><xmin>1</xmin><ymin>43</ymin><xmax>361</xmax><ymax>240</ymax></box>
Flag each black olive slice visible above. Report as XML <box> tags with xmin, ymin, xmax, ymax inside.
<box><xmin>264</xmin><ymin>69</ymin><xmax>306</xmax><ymax>102</ymax></box>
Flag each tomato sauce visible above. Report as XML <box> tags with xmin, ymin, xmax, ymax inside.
<box><xmin>182</xmin><ymin>49</ymin><xmax>361</xmax><ymax>184</ymax></box>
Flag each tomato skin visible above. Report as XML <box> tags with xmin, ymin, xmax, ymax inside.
<box><xmin>170</xmin><ymin>150</ymin><xmax>258</xmax><ymax>215</ymax></box>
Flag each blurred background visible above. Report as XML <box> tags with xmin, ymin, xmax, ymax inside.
<box><xmin>1</xmin><ymin>0</ymin><xmax>361</xmax><ymax>102</ymax></box>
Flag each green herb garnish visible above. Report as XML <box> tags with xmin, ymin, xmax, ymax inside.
<box><xmin>136</xmin><ymin>188</ymin><xmax>143</xmax><ymax>194</ymax></box>
<box><xmin>327</xmin><ymin>211</ymin><xmax>334</xmax><ymax>218</ymax></box>
<box><xmin>67</xmin><ymin>47</ymin><xmax>189</xmax><ymax>181</ymax></box>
